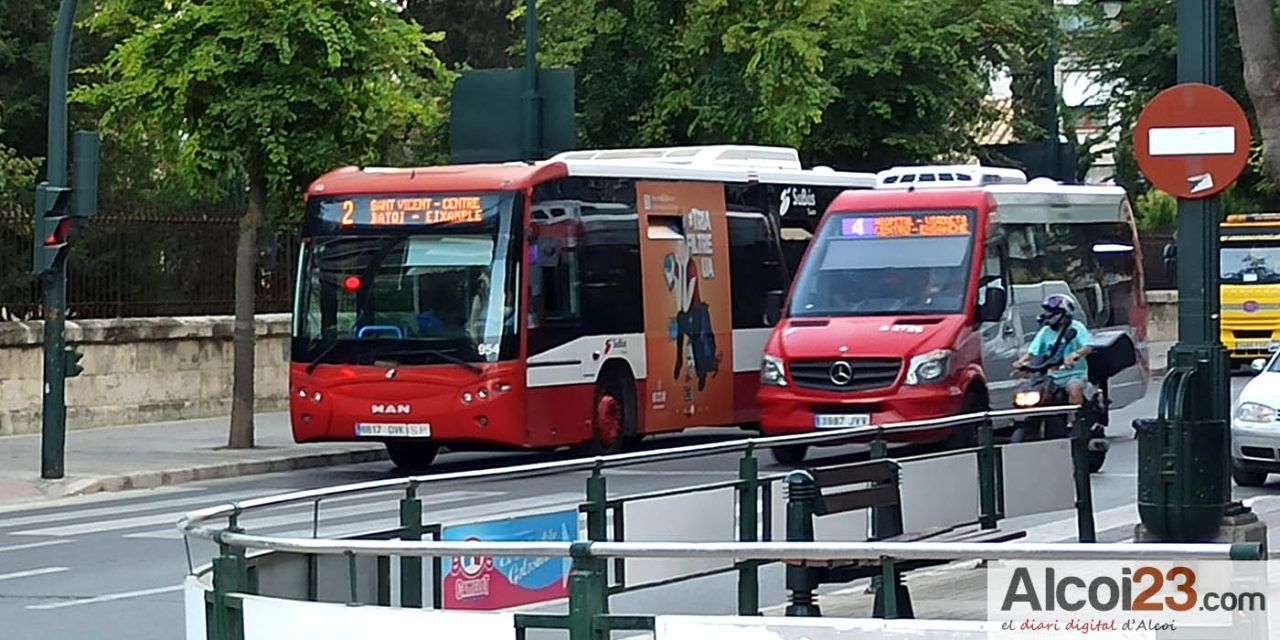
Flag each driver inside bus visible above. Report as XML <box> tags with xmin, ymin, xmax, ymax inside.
<box><xmin>1014</xmin><ymin>294</ymin><xmax>1094</xmax><ymax>404</ymax></box>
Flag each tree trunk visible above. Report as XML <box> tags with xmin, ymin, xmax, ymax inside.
<box><xmin>228</xmin><ymin>169</ymin><xmax>266</xmax><ymax>449</ymax></box>
<box><xmin>1235</xmin><ymin>0</ymin><xmax>1280</xmax><ymax>179</ymax></box>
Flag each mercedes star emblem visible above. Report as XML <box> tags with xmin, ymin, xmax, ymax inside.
<box><xmin>829</xmin><ymin>361</ymin><xmax>854</xmax><ymax>386</ymax></box>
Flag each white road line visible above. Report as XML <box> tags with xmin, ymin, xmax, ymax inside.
<box><xmin>25</xmin><ymin>584</ymin><xmax>183</xmax><ymax>611</ymax></box>
<box><xmin>0</xmin><ymin>566</ymin><xmax>69</xmax><ymax>582</ymax></box>
<box><xmin>0</xmin><ymin>488</ymin><xmax>300</xmax><ymax>531</ymax></box>
<box><xmin>125</xmin><ymin>490</ymin><xmax>508</xmax><ymax>540</ymax></box>
<box><xmin>0</xmin><ymin>486</ymin><xmax>201</xmax><ymax>517</ymax></box>
<box><xmin>0</xmin><ymin>539</ymin><xmax>74</xmax><ymax>554</ymax></box>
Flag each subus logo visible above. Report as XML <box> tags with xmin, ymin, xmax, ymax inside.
<box><xmin>371</xmin><ymin>403</ymin><xmax>411</xmax><ymax>415</ymax></box>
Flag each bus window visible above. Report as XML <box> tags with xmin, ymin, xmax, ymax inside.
<box><xmin>1005</xmin><ymin>222</ymin><xmax>1139</xmax><ymax>331</ymax></box>
<box><xmin>729</xmin><ymin>213</ymin><xmax>789</xmax><ymax>328</ymax></box>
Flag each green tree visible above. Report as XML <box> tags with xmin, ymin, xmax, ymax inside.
<box><xmin>78</xmin><ymin>0</ymin><xmax>453</xmax><ymax>447</ymax></box>
<box><xmin>533</xmin><ymin>0</ymin><xmax>1045</xmax><ymax>169</ymax></box>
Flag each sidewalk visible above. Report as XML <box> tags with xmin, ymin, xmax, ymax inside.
<box><xmin>0</xmin><ymin>412</ymin><xmax>386</xmax><ymax>505</ymax></box>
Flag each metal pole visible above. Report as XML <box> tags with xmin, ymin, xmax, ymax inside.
<box><xmin>522</xmin><ymin>0</ymin><xmax>542</xmax><ymax>160</ymax></box>
<box><xmin>736</xmin><ymin>447</ymin><xmax>760</xmax><ymax>616</ymax></box>
<box><xmin>1044</xmin><ymin>0</ymin><xmax>1060</xmax><ymax>180</ymax></box>
<box><xmin>40</xmin><ymin>0</ymin><xmax>78</xmax><ymax>480</ymax></box>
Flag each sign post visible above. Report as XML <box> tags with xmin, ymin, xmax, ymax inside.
<box><xmin>1132</xmin><ymin>0</ymin><xmax>1264</xmax><ymax>546</ymax></box>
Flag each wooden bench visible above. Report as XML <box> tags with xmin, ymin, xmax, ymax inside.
<box><xmin>784</xmin><ymin>458</ymin><xmax>1025</xmax><ymax>619</ymax></box>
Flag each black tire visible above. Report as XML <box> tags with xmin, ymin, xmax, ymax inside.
<box><xmin>1087</xmin><ymin>449</ymin><xmax>1106</xmax><ymax>474</ymax></box>
<box><xmin>1044</xmin><ymin>416</ymin><xmax>1069</xmax><ymax>440</ymax></box>
<box><xmin>1233</xmin><ymin>466</ymin><xmax>1268</xmax><ymax>487</ymax></box>
<box><xmin>945</xmin><ymin>390</ymin><xmax>987</xmax><ymax>449</ymax></box>
<box><xmin>385</xmin><ymin>441</ymin><xmax>440</xmax><ymax>472</ymax></box>
<box><xmin>586</xmin><ymin>373</ymin><xmax>635</xmax><ymax>456</ymax></box>
<box><xmin>771</xmin><ymin>444</ymin><xmax>809</xmax><ymax>465</ymax></box>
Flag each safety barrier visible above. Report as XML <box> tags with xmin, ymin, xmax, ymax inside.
<box><xmin>180</xmin><ymin>406</ymin><xmax>1144</xmax><ymax>639</ymax></box>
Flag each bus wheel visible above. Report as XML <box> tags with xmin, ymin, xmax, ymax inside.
<box><xmin>385</xmin><ymin>441</ymin><xmax>439</xmax><ymax>472</ymax></box>
<box><xmin>770</xmin><ymin>444</ymin><xmax>808</xmax><ymax>465</ymax></box>
<box><xmin>945</xmin><ymin>390</ymin><xmax>987</xmax><ymax>449</ymax></box>
<box><xmin>589</xmin><ymin>377</ymin><xmax>632</xmax><ymax>456</ymax></box>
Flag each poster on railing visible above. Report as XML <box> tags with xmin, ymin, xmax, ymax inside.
<box><xmin>441</xmin><ymin>509</ymin><xmax>576</xmax><ymax>610</ymax></box>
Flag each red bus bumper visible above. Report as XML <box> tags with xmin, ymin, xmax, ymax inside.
<box><xmin>289</xmin><ymin>362</ymin><xmax>530</xmax><ymax>449</ymax></box>
<box><xmin>757</xmin><ymin>383</ymin><xmax>966</xmax><ymax>443</ymax></box>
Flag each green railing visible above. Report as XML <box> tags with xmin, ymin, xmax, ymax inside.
<box><xmin>182</xmin><ymin>405</ymin><xmax>1127</xmax><ymax>640</ymax></box>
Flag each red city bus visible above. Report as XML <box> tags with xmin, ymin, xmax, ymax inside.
<box><xmin>757</xmin><ymin>177</ymin><xmax>1150</xmax><ymax>463</ymax></box>
<box><xmin>289</xmin><ymin>146</ymin><xmax>874</xmax><ymax>469</ymax></box>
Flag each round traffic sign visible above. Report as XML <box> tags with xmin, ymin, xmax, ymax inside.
<box><xmin>1133</xmin><ymin>83</ymin><xmax>1251</xmax><ymax>199</ymax></box>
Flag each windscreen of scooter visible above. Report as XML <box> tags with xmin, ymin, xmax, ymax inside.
<box><xmin>789</xmin><ymin>210</ymin><xmax>975</xmax><ymax>317</ymax></box>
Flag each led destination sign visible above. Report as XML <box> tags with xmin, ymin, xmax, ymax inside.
<box><xmin>839</xmin><ymin>213</ymin><xmax>971</xmax><ymax>239</ymax></box>
<box><xmin>317</xmin><ymin>194</ymin><xmax>487</xmax><ymax>228</ymax></box>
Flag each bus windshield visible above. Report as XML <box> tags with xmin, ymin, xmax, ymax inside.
<box><xmin>789</xmin><ymin>211</ymin><xmax>976</xmax><ymax>317</ymax></box>
<box><xmin>1221</xmin><ymin>245</ymin><xmax>1280</xmax><ymax>285</ymax></box>
<box><xmin>294</xmin><ymin>192</ymin><xmax>520</xmax><ymax>367</ymax></box>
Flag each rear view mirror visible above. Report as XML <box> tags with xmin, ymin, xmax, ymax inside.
<box><xmin>1251</xmin><ymin>358</ymin><xmax>1267</xmax><ymax>375</ymax></box>
<box><xmin>765</xmin><ymin>290</ymin><xmax>784</xmax><ymax>326</ymax></box>
<box><xmin>978</xmin><ymin>286</ymin><xmax>1007</xmax><ymax>323</ymax></box>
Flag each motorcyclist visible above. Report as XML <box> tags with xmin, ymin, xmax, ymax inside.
<box><xmin>1014</xmin><ymin>294</ymin><xmax>1093</xmax><ymax>405</ymax></box>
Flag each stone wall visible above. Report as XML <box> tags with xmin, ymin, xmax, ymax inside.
<box><xmin>1146</xmin><ymin>290</ymin><xmax>1178</xmax><ymax>344</ymax></box>
<box><xmin>0</xmin><ymin>314</ymin><xmax>290</xmax><ymax>436</ymax></box>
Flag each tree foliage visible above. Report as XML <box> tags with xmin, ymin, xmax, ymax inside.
<box><xmin>531</xmin><ymin>0</ymin><xmax>1045</xmax><ymax>169</ymax></box>
<box><xmin>77</xmin><ymin>0</ymin><xmax>454</xmax><ymax>218</ymax></box>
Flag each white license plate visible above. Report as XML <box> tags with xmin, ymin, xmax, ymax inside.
<box><xmin>814</xmin><ymin>414</ymin><xmax>872</xmax><ymax>429</ymax></box>
<box><xmin>355</xmin><ymin>423</ymin><xmax>432</xmax><ymax>438</ymax></box>
<box><xmin>1238</xmin><ymin>340</ymin><xmax>1270</xmax><ymax>351</ymax></box>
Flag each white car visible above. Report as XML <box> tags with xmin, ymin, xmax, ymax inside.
<box><xmin>1232</xmin><ymin>351</ymin><xmax>1280</xmax><ymax>486</ymax></box>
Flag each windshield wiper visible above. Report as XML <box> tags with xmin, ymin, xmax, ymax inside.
<box><xmin>304</xmin><ymin>337</ymin><xmax>345</xmax><ymax>374</ymax></box>
<box><xmin>372</xmin><ymin>346</ymin><xmax>483</xmax><ymax>375</ymax></box>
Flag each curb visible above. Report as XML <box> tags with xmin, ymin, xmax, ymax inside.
<box><xmin>30</xmin><ymin>447</ymin><xmax>390</xmax><ymax>500</ymax></box>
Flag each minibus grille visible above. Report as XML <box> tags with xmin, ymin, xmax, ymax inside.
<box><xmin>789</xmin><ymin>358</ymin><xmax>901</xmax><ymax>393</ymax></box>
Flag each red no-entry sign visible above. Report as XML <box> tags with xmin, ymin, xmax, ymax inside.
<box><xmin>1133</xmin><ymin>83</ymin><xmax>1251</xmax><ymax>199</ymax></box>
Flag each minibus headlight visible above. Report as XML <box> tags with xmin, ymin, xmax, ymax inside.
<box><xmin>905</xmin><ymin>349</ymin><xmax>952</xmax><ymax>385</ymax></box>
<box><xmin>761</xmin><ymin>354</ymin><xmax>788</xmax><ymax>387</ymax></box>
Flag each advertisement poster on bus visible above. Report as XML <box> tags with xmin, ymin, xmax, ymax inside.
<box><xmin>440</xmin><ymin>510</ymin><xmax>576</xmax><ymax>610</ymax></box>
<box><xmin>636</xmin><ymin>181</ymin><xmax>734</xmax><ymax>431</ymax></box>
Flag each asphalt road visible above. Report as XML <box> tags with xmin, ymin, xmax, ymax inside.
<box><xmin>0</xmin><ymin>375</ymin><xmax>1258</xmax><ymax>640</ymax></box>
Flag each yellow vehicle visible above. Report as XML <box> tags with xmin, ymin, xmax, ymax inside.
<box><xmin>1221</xmin><ymin>213</ymin><xmax>1280</xmax><ymax>363</ymax></box>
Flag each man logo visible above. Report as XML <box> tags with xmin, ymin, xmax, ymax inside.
<box><xmin>371</xmin><ymin>403</ymin><xmax>411</xmax><ymax>415</ymax></box>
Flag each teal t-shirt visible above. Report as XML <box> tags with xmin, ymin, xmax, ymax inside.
<box><xmin>1028</xmin><ymin>319</ymin><xmax>1092</xmax><ymax>381</ymax></box>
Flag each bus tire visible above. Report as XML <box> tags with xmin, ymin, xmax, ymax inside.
<box><xmin>385</xmin><ymin>441</ymin><xmax>439</xmax><ymax>472</ymax></box>
<box><xmin>945</xmin><ymin>389</ymin><xmax>987</xmax><ymax>449</ymax></box>
<box><xmin>589</xmin><ymin>373</ymin><xmax>634</xmax><ymax>456</ymax></box>
<box><xmin>770</xmin><ymin>444</ymin><xmax>808</xmax><ymax>465</ymax></box>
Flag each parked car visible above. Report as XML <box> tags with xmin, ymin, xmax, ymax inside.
<box><xmin>1231</xmin><ymin>352</ymin><xmax>1280</xmax><ymax>486</ymax></box>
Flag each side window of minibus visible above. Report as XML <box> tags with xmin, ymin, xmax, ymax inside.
<box><xmin>978</xmin><ymin>240</ymin><xmax>1010</xmax><ymax>339</ymax></box>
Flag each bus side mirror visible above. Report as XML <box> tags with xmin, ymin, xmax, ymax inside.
<box><xmin>1163</xmin><ymin>243</ymin><xmax>1177</xmax><ymax>285</ymax></box>
<box><xmin>765</xmin><ymin>290</ymin><xmax>784</xmax><ymax>326</ymax></box>
<box><xmin>979</xmin><ymin>286</ymin><xmax>1007</xmax><ymax>323</ymax></box>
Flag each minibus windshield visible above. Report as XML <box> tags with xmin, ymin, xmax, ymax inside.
<box><xmin>789</xmin><ymin>211</ymin><xmax>976</xmax><ymax>317</ymax></box>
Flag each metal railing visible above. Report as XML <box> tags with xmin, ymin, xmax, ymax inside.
<box><xmin>183</xmin><ymin>405</ymin><xmax>1188</xmax><ymax>640</ymax></box>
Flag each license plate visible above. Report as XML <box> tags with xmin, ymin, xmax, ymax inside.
<box><xmin>814</xmin><ymin>414</ymin><xmax>872</xmax><ymax>429</ymax></box>
<box><xmin>1238</xmin><ymin>340</ymin><xmax>1270</xmax><ymax>351</ymax></box>
<box><xmin>355</xmin><ymin>423</ymin><xmax>432</xmax><ymax>438</ymax></box>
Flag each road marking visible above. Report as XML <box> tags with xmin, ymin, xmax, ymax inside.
<box><xmin>125</xmin><ymin>490</ymin><xmax>508</xmax><ymax>540</ymax></box>
<box><xmin>0</xmin><ymin>488</ymin><xmax>300</xmax><ymax>531</ymax></box>
<box><xmin>25</xmin><ymin>584</ymin><xmax>183</xmax><ymax>611</ymax></box>
<box><xmin>0</xmin><ymin>539</ymin><xmax>74</xmax><ymax>554</ymax></box>
<box><xmin>0</xmin><ymin>486</ymin><xmax>202</xmax><ymax>517</ymax></box>
<box><xmin>0</xmin><ymin>566</ymin><xmax>69</xmax><ymax>582</ymax></box>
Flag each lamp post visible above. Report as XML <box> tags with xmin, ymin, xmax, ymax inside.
<box><xmin>1045</xmin><ymin>0</ymin><xmax>1059</xmax><ymax>180</ymax></box>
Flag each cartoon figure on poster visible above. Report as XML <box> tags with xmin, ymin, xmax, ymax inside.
<box><xmin>663</xmin><ymin>224</ymin><xmax>721</xmax><ymax>392</ymax></box>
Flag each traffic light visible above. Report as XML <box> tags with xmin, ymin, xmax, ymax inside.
<box><xmin>64</xmin><ymin>348</ymin><xmax>84</xmax><ymax>378</ymax></box>
<box><xmin>32</xmin><ymin>183</ymin><xmax>73</xmax><ymax>277</ymax></box>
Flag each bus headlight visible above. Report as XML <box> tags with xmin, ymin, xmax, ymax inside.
<box><xmin>905</xmin><ymin>349</ymin><xmax>952</xmax><ymax>385</ymax></box>
<box><xmin>761</xmin><ymin>354</ymin><xmax>788</xmax><ymax>387</ymax></box>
